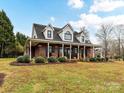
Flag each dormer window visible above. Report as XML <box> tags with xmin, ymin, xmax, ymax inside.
<box><xmin>82</xmin><ymin>36</ymin><xmax>85</xmax><ymax>42</ymax></box>
<box><xmin>47</xmin><ymin>30</ymin><xmax>52</xmax><ymax>38</ymax></box>
<box><xmin>64</xmin><ymin>31</ymin><xmax>72</xmax><ymax>40</ymax></box>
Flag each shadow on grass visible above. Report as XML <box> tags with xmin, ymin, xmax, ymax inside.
<box><xmin>0</xmin><ymin>73</ymin><xmax>6</xmax><ymax>87</ymax></box>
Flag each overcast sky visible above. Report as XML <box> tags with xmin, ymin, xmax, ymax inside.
<box><xmin>0</xmin><ymin>0</ymin><xmax>124</xmax><ymax>44</ymax></box>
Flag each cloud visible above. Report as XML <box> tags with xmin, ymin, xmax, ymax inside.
<box><xmin>69</xmin><ymin>13</ymin><xmax>124</xmax><ymax>44</ymax></box>
<box><xmin>68</xmin><ymin>0</ymin><xmax>84</xmax><ymax>9</ymax></box>
<box><xmin>50</xmin><ymin>17</ymin><xmax>55</xmax><ymax>22</ymax></box>
<box><xmin>69</xmin><ymin>13</ymin><xmax>124</xmax><ymax>29</ymax></box>
<box><xmin>90</xmin><ymin>0</ymin><xmax>124</xmax><ymax>13</ymax></box>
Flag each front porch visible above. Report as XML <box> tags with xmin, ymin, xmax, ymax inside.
<box><xmin>25</xmin><ymin>39</ymin><xmax>99</xmax><ymax>60</ymax></box>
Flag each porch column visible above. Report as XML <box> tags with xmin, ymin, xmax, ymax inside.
<box><xmin>70</xmin><ymin>44</ymin><xmax>72</xmax><ymax>60</ymax></box>
<box><xmin>47</xmin><ymin>42</ymin><xmax>49</xmax><ymax>58</ymax></box>
<box><xmin>83</xmin><ymin>46</ymin><xmax>86</xmax><ymax>60</ymax></box>
<box><xmin>78</xmin><ymin>45</ymin><xmax>80</xmax><ymax>59</ymax></box>
<box><xmin>100</xmin><ymin>48</ymin><xmax>102</xmax><ymax>58</ymax></box>
<box><xmin>62</xmin><ymin>44</ymin><xmax>64</xmax><ymax>57</ymax></box>
<box><xmin>93</xmin><ymin>46</ymin><xmax>95</xmax><ymax>57</ymax></box>
<box><xmin>29</xmin><ymin>40</ymin><xmax>32</xmax><ymax>60</ymax></box>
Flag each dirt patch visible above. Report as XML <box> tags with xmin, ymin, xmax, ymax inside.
<box><xmin>10</xmin><ymin>61</ymin><xmax>77</xmax><ymax>66</ymax></box>
<box><xmin>0</xmin><ymin>73</ymin><xmax>6</xmax><ymax>87</ymax></box>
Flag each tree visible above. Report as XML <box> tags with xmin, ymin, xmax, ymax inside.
<box><xmin>113</xmin><ymin>25</ymin><xmax>124</xmax><ymax>60</ymax></box>
<box><xmin>16</xmin><ymin>32</ymin><xmax>28</xmax><ymax>46</ymax></box>
<box><xmin>0</xmin><ymin>10</ymin><xmax>15</xmax><ymax>57</ymax></box>
<box><xmin>14</xmin><ymin>32</ymin><xmax>28</xmax><ymax>56</ymax></box>
<box><xmin>80</xmin><ymin>27</ymin><xmax>90</xmax><ymax>43</ymax></box>
<box><xmin>96</xmin><ymin>24</ymin><xmax>113</xmax><ymax>61</ymax></box>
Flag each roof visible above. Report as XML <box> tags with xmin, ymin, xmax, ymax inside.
<box><xmin>33</xmin><ymin>23</ymin><xmax>91</xmax><ymax>44</ymax></box>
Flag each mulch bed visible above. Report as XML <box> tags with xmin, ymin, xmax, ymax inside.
<box><xmin>0</xmin><ymin>73</ymin><xmax>6</xmax><ymax>87</ymax></box>
<box><xmin>10</xmin><ymin>62</ymin><xmax>33</xmax><ymax>66</ymax></box>
<box><xmin>10</xmin><ymin>61</ymin><xmax>77</xmax><ymax>66</ymax></box>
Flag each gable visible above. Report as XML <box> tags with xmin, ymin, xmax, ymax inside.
<box><xmin>32</xmin><ymin>27</ymin><xmax>37</xmax><ymax>39</ymax></box>
<box><xmin>58</xmin><ymin>24</ymin><xmax>74</xmax><ymax>42</ymax></box>
<box><xmin>75</xmin><ymin>31</ymin><xmax>85</xmax><ymax>43</ymax></box>
<box><xmin>43</xmin><ymin>24</ymin><xmax>54</xmax><ymax>39</ymax></box>
<box><xmin>62</xmin><ymin>24</ymin><xmax>73</xmax><ymax>32</ymax></box>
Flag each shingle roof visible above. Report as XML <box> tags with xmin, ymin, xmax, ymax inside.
<box><xmin>33</xmin><ymin>23</ymin><xmax>91</xmax><ymax>44</ymax></box>
<box><xmin>33</xmin><ymin>24</ymin><xmax>46</xmax><ymax>39</ymax></box>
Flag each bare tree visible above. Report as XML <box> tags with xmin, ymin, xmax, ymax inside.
<box><xmin>96</xmin><ymin>24</ymin><xmax>113</xmax><ymax>61</ymax></box>
<box><xmin>121</xmin><ymin>40</ymin><xmax>124</xmax><ymax>60</ymax></box>
<box><xmin>114</xmin><ymin>25</ymin><xmax>124</xmax><ymax>60</ymax></box>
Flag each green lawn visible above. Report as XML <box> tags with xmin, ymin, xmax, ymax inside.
<box><xmin>0</xmin><ymin>58</ymin><xmax>124</xmax><ymax>93</ymax></box>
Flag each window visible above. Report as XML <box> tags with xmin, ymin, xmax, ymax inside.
<box><xmin>49</xmin><ymin>46</ymin><xmax>52</xmax><ymax>53</ymax></box>
<box><xmin>47</xmin><ymin>30</ymin><xmax>52</xmax><ymax>38</ymax></box>
<box><xmin>74</xmin><ymin>48</ymin><xmax>78</xmax><ymax>53</ymax></box>
<box><xmin>82</xmin><ymin>36</ymin><xmax>85</xmax><ymax>42</ymax></box>
<box><xmin>49</xmin><ymin>46</ymin><xmax>54</xmax><ymax>53</ymax></box>
<box><xmin>59</xmin><ymin>47</ymin><xmax>62</xmax><ymax>53</ymax></box>
<box><xmin>64</xmin><ymin>31</ymin><xmax>72</xmax><ymax>40</ymax></box>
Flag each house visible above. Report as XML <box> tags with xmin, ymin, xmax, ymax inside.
<box><xmin>25</xmin><ymin>23</ymin><xmax>100</xmax><ymax>60</ymax></box>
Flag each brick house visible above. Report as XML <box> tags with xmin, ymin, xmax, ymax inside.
<box><xmin>25</xmin><ymin>23</ymin><xmax>99</xmax><ymax>60</ymax></box>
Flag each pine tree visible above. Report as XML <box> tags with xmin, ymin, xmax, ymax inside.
<box><xmin>0</xmin><ymin>10</ymin><xmax>15</xmax><ymax>57</ymax></box>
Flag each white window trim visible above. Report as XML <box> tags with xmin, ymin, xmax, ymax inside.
<box><xmin>47</xmin><ymin>30</ymin><xmax>52</xmax><ymax>39</ymax></box>
<box><xmin>64</xmin><ymin>31</ymin><xmax>72</xmax><ymax>40</ymax></box>
<box><xmin>43</xmin><ymin>24</ymin><xmax>54</xmax><ymax>39</ymax></box>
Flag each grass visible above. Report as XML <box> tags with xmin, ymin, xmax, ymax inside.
<box><xmin>0</xmin><ymin>58</ymin><xmax>124</xmax><ymax>93</ymax></box>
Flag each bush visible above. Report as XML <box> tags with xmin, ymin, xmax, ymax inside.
<box><xmin>89</xmin><ymin>57</ymin><xmax>97</xmax><ymax>62</ymax></box>
<box><xmin>97</xmin><ymin>55</ymin><xmax>100</xmax><ymax>58</ymax></box>
<box><xmin>16</xmin><ymin>56</ymin><xmax>24</xmax><ymax>63</ymax></box>
<box><xmin>58</xmin><ymin>57</ymin><xmax>67</xmax><ymax>62</ymax></box>
<box><xmin>16</xmin><ymin>55</ymin><xmax>30</xmax><ymax>63</ymax></box>
<box><xmin>48</xmin><ymin>57</ymin><xmax>58</xmax><ymax>63</ymax></box>
<box><xmin>23</xmin><ymin>55</ymin><xmax>30</xmax><ymax>63</ymax></box>
<box><xmin>35</xmin><ymin>56</ymin><xmax>46</xmax><ymax>63</ymax></box>
<box><xmin>101</xmin><ymin>58</ymin><xmax>105</xmax><ymax>62</ymax></box>
<box><xmin>105</xmin><ymin>57</ymin><xmax>109</xmax><ymax>62</ymax></box>
<box><xmin>114</xmin><ymin>56</ymin><xmax>121</xmax><ymax>60</ymax></box>
<box><xmin>96</xmin><ymin>57</ymin><xmax>101</xmax><ymax>62</ymax></box>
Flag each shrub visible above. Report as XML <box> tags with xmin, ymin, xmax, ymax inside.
<box><xmin>97</xmin><ymin>55</ymin><xmax>100</xmax><ymax>58</ymax></box>
<box><xmin>89</xmin><ymin>57</ymin><xmax>97</xmax><ymax>62</ymax></box>
<box><xmin>58</xmin><ymin>57</ymin><xmax>67</xmax><ymax>62</ymax></box>
<box><xmin>101</xmin><ymin>58</ymin><xmax>105</xmax><ymax>62</ymax></box>
<box><xmin>23</xmin><ymin>55</ymin><xmax>30</xmax><ymax>63</ymax></box>
<box><xmin>16</xmin><ymin>55</ymin><xmax>30</xmax><ymax>63</ymax></box>
<box><xmin>35</xmin><ymin>56</ymin><xmax>46</xmax><ymax>63</ymax></box>
<box><xmin>17</xmin><ymin>56</ymin><xmax>24</xmax><ymax>63</ymax></box>
<box><xmin>105</xmin><ymin>57</ymin><xmax>109</xmax><ymax>62</ymax></box>
<box><xmin>96</xmin><ymin>57</ymin><xmax>101</xmax><ymax>62</ymax></box>
<box><xmin>48</xmin><ymin>57</ymin><xmax>58</xmax><ymax>63</ymax></box>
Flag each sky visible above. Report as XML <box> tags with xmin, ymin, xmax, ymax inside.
<box><xmin>0</xmin><ymin>0</ymin><xmax>124</xmax><ymax>44</ymax></box>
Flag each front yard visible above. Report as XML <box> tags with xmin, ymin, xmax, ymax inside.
<box><xmin>0</xmin><ymin>58</ymin><xmax>124</xmax><ymax>93</ymax></box>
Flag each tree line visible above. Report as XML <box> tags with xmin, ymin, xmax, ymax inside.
<box><xmin>0</xmin><ymin>10</ymin><xmax>28</xmax><ymax>58</ymax></box>
<box><xmin>96</xmin><ymin>24</ymin><xmax>124</xmax><ymax>61</ymax></box>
